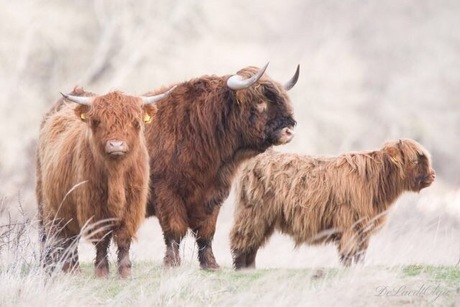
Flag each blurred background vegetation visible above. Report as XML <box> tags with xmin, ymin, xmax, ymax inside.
<box><xmin>0</xmin><ymin>0</ymin><xmax>459</xmax><ymax>219</ymax></box>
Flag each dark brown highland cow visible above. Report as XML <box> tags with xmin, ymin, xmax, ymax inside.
<box><xmin>35</xmin><ymin>87</ymin><xmax>172</xmax><ymax>278</ymax></box>
<box><xmin>230</xmin><ymin>139</ymin><xmax>436</xmax><ymax>269</ymax></box>
<box><xmin>144</xmin><ymin>63</ymin><xmax>299</xmax><ymax>269</ymax></box>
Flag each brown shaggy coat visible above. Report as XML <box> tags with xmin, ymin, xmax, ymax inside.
<box><xmin>35</xmin><ymin>88</ymin><xmax>156</xmax><ymax>278</ymax></box>
<box><xmin>144</xmin><ymin>65</ymin><xmax>297</xmax><ymax>269</ymax></box>
<box><xmin>230</xmin><ymin>139</ymin><xmax>436</xmax><ymax>269</ymax></box>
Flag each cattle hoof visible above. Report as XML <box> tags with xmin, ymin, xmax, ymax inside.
<box><xmin>163</xmin><ymin>262</ymin><xmax>180</xmax><ymax>268</ymax></box>
<box><xmin>62</xmin><ymin>262</ymin><xmax>81</xmax><ymax>274</ymax></box>
<box><xmin>65</xmin><ymin>266</ymin><xmax>81</xmax><ymax>274</ymax></box>
<box><xmin>95</xmin><ymin>266</ymin><xmax>109</xmax><ymax>278</ymax></box>
<box><xmin>163</xmin><ymin>254</ymin><xmax>181</xmax><ymax>268</ymax></box>
<box><xmin>163</xmin><ymin>260</ymin><xmax>181</xmax><ymax>268</ymax></box>
<box><xmin>232</xmin><ymin>251</ymin><xmax>253</xmax><ymax>270</ymax></box>
<box><xmin>200</xmin><ymin>262</ymin><xmax>220</xmax><ymax>271</ymax></box>
<box><xmin>119</xmin><ymin>266</ymin><xmax>132</xmax><ymax>278</ymax></box>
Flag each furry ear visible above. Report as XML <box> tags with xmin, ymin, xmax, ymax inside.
<box><xmin>385</xmin><ymin>144</ymin><xmax>405</xmax><ymax>178</ymax></box>
<box><xmin>143</xmin><ymin>104</ymin><xmax>157</xmax><ymax>124</ymax></box>
<box><xmin>74</xmin><ymin>105</ymin><xmax>90</xmax><ymax>122</ymax></box>
<box><xmin>386</xmin><ymin>146</ymin><xmax>402</xmax><ymax>165</ymax></box>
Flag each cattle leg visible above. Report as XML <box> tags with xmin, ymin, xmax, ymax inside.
<box><xmin>157</xmin><ymin>196</ymin><xmax>188</xmax><ymax>268</ymax></box>
<box><xmin>38</xmin><ymin>216</ymin><xmax>49</xmax><ymax>269</ymax></box>
<box><xmin>338</xmin><ymin>229</ymin><xmax>359</xmax><ymax>267</ymax></box>
<box><xmin>232</xmin><ymin>247</ymin><xmax>259</xmax><ymax>270</ymax></box>
<box><xmin>61</xmin><ymin>235</ymin><xmax>81</xmax><ymax>273</ymax></box>
<box><xmin>230</xmin><ymin>211</ymin><xmax>276</xmax><ymax>270</ymax></box>
<box><xmin>353</xmin><ymin>233</ymin><xmax>370</xmax><ymax>265</ymax></box>
<box><xmin>196</xmin><ymin>238</ymin><xmax>218</xmax><ymax>270</ymax></box>
<box><xmin>232</xmin><ymin>250</ymin><xmax>247</xmax><ymax>270</ymax></box>
<box><xmin>163</xmin><ymin>235</ymin><xmax>183</xmax><ymax>267</ymax></box>
<box><xmin>193</xmin><ymin>207</ymin><xmax>220</xmax><ymax>270</ymax></box>
<box><xmin>243</xmin><ymin>222</ymin><xmax>276</xmax><ymax>268</ymax></box>
<box><xmin>94</xmin><ymin>234</ymin><xmax>111</xmax><ymax>278</ymax></box>
<box><xmin>40</xmin><ymin>220</ymin><xmax>65</xmax><ymax>272</ymax></box>
<box><xmin>36</xmin><ymin>156</ymin><xmax>45</xmax><ymax>255</ymax></box>
<box><xmin>115</xmin><ymin>233</ymin><xmax>132</xmax><ymax>278</ymax></box>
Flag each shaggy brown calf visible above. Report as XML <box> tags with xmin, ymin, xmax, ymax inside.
<box><xmin>36</xmin><ymin>87</ymin><xmax>171</xmax><ymax>278</ymax></box>
<box><xmin>230</xmin><ymin>139</ymin><xmax>436</xmax><ymax>269</ymax></box>
<box><xmin>144</xmin><ymin>63</ymin><xmax>299</xmax><ymax>269</ymax></box>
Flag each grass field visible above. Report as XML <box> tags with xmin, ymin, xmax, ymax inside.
<box><xmin>1</xmin><ymin>260</ymin><xmax>459</xmax><ymax>306</ymax></box>
<box><xmin>1</xmin><ymin>196</ymin><xmax>459</xmax><ymax>307</ymax></box>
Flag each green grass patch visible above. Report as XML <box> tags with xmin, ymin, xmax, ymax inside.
<box><xmin>402</xmin><ymin>264</ymin><xmax>460</xmax><ymax>284</ymax></box>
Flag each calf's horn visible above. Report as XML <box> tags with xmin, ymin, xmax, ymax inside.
<box><xmin>227</xmin><ymin>62</ymin><xmax>269</xmax><ymax>90</ymax></box>
<box><xmin>141</xmin><ymin>85</ymin><xmax>177</xmax><ymax>105</ymax></box>
<box><xmin>60</xmin><ymin>92</ymin><xmax>94</xmax><ymax>106</ymax></box>
<box><xmin>284</xmin><ymin>65</ymin><xmax>300</xmax><ymax>91</ymax></box>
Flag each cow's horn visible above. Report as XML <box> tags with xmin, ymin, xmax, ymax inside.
<box><xmin>60</xmin><ymin>92</ymin><xmax>94</xmax><ymax>106</ymax></box>
<box><xmin>284</xmin><ymin>65</ymin><xmax>300</xmax><ymax>91</ymax></box>
<box><xmin>141</xmin><ymin>85</ymin><xmax>177</xmax><ymax>105</ymax></box>
<box><xmin>227</xmin><ymin>62</ymin><xmax>269</xmax><ymax>90</ymax></box>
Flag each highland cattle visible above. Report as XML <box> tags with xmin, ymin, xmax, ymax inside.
<box><xmin>144</xmin><ymin>63</ymin><xmax>299</xmax><ymax>269</ymax></box>
<box><xmin>230</xmin><ymin>139</ymin><xmax>436</xmax><ymax>269</ymax></box>
<box><xmin>36</xmin><ymin>87</ymin><xmax>172</xmax><ymax>277</ymax></box>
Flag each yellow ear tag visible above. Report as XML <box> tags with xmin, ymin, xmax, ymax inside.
<box><xmin>144</xmin><ymin>113</ymin><xmax>152</xmax><ymax>123</ymax></box>
<box><xmin>80</xmin><ymin>113</ymin><xmax>87</xmax><ymax>120</ymax></box>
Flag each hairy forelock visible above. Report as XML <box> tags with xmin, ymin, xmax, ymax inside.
<box><xmin>88</xmin><ymin>91</ymin><xmax>144</xmax><ymax>126</ymax></box>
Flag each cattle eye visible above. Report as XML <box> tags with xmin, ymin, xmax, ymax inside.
<box><xmin>91</xmin><ymin>119</ymin><xmax>100</xmax><ymax>128</ymax></box>
<box><xmin>133</xmin><ymin>120</ymin><xmax>141</xmax><ymax>129</ymax></box>
<box><xmin>256</xmin><ymin>100</ymin><xmax>268</xmax><ymax>112</ymax></box>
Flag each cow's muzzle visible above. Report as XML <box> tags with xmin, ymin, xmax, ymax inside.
<box><xmin>419</xmin><ymin>170</ymin><xmax>436</xmax><ymax>188</ymax></box>
<box><xmin>105</xmin><ymin>140</ymin><xmax>128</xmax><ymax>156</ymax></box>
<box><xmin>274</xmin><ymin>127</ymin><xmax>295</xmax><ymax>145</ymax></box>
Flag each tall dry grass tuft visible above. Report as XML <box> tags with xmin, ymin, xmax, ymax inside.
<box><xmin>0</xmin><ymin>197</ymin><xmax>38</xmax><ymax>269</ymax></box>
<box><xmin>0</xmin><ymin>196</ymin><xmax>125</xmax><ymax>306</ymax></box>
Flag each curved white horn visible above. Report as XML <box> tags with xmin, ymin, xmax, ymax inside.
<box><xmin>141</xmin><ymin>85</ymin><xmax>177</xmax><ymax>105</ymax></box>
<box><xmin>284</xmin><ymin>65</ymin><xmax>300</xmax><ymax>91</ymax></box>
<box><xmin>60</xmin><ymin>92</ymin><xmax>94</xmax><ymax>106</ymax></box>
<box><xmin>227</xmin><ymin>62</ymin><xmax>269</xmax><ymax>90</ymax></box>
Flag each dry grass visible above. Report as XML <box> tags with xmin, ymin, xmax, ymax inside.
<box><xmin>1</xmin><ymin>256</ymin><xmax>459</xmax><ymax>306</ymax></box>
<box><xmin>0</xmin><ymin>192</ymin><xmax>459</xmax><ymax>306</ymax></box>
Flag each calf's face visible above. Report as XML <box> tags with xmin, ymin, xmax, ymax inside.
<box><xmin>402</xmin><ymin>141</ymin><xmax>436</xmax><ymax>191</ymax></box>
<box><xmin>386</xmin><ymin>139</ymin><xmax>436</xmax><ymax>192</ymax></box>
<box><xmin>74</xmin><ymin>92</ymin><xmax>157</xmax><ymax>160</ymax></box>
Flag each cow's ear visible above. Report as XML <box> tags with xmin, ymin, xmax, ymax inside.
<box><xmin>75</xmin><ymin>105</ymin><xmax>90</xmax><ymax>122</ymax></box>
<box><xmin>386</xmin><ymin>146</ymin><xmax>401</xmax><ymax>165</ymax></box>
<box><xmin>143</xmin><ymin>104</ymin><xmax>158</xmax><ymax>124</ymax></box>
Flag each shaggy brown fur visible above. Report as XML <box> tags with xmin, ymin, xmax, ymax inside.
<box><xmin>35</xmin><ymin>87</ymin><xmax>157</xmax><ymax>278</ymax></box>
<box><xmin>144</xmin><ymin>65</ymin><xmax>298</xmax><ymax>269</ymax></box>
<box><xmin>230</xmin><ymin>139</ymin><xmax>436</xmax><ymax>269</ymax></box>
